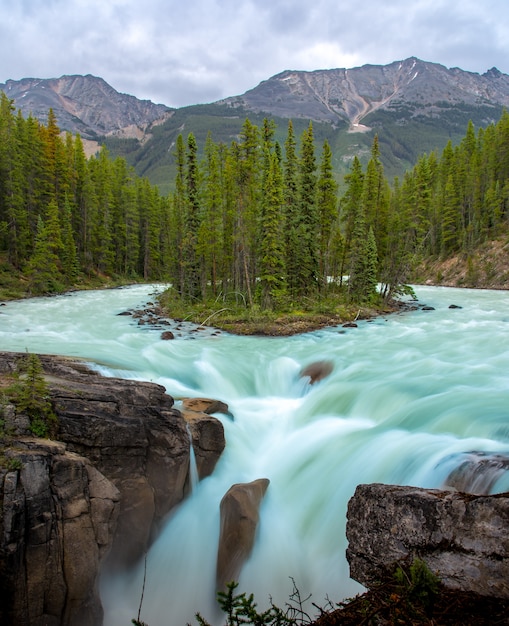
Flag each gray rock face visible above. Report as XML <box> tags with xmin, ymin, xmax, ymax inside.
<box><xmin>216</xmin><ymin>478</ymin><xmax>270</xmax><ymax>590</ymax></box>
<box><xmin>222</xmin><ymin>58</ymin><xmax>509</xmax><ymax>126</ymax></box>
<box><xmin>1</xmin><ymin>439</ymin><xmax>119</xmax><ymax>626</ymax></box>
<box><xmin>346</xmin><ymin>483</ymin><xmax>509</xmax><ymax>599</ymax></box>
<box><xmin>0</xmin><ymin>352</ymin><xmax>226</xmax><ymax>625</ymax></box>
<box><xmin>0</xmin><ymin>75</ymin><xmax>172</xmax><ymax>139</ymax></box>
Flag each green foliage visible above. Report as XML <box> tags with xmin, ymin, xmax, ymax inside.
<box><xmin>0</xmin><ymin>97</ymin><xmax>172</xmax><ymax>294</ymax></box>
<box><xmin>394</xmin><ymin>558</ymin><xmax>440</xmax><ymax>616</ymax></box>
<box><xmin>2</xmin><ymin>94</ymin><xmax>509</xmax><ymax>310</ymax></box>
<box><xmin>6</xmin><ymin>353</ymin><xmax>57</xmax><ymax>438</ymax></box>
<box><xmin>0</xmin><ymin>456</ymin><xmax>23</xmax><ymax>471</ymax></box>
<box><xmin>192</xmin><ymin>581</ymin><xmax>304</xmax><ymax>626</ymax></box>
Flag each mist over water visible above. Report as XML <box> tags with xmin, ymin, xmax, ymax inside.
<box><xmin>1</xmin><ymin>284</ymin><xmax>508</xmax><ymax>624</ymax></box>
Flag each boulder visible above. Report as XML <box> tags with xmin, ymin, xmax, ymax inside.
<box><xmin>216</xmin><ymin>478</ymin><xmax>270</xmax><ymax>590</ymax></box>
<box><xmin>181</xmin><ymin>410</ymin><xmax>226</xmax><ymax>482</ymax></box>
<box><xmin>42</xmin><ymin>362</ymin><xmax>191</xmax><ymax>570</ymax></box>
<box><xmin>299</xmin><ymin>360</ymin><xmax>334</xmax><ymax>384</ymax></box>
<box><xmin>181</xmin><ymin>397</ymin><xmax>230</xmax><ymax>416</ymax></box>
<box><xmin>346</xmin><ymin>483</ymin><xmax>509</xmax><ymax>599</ymax></box>
<box><xmin>443</xmin><ymin>451</ymin><xmax>509</xmax><ymax>494</ymax></box>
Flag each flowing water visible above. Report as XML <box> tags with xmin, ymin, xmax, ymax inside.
<box><xmin>1</xmin><ymin>284</ymin><xmax>509</xmax><ymax>624</ymax></box>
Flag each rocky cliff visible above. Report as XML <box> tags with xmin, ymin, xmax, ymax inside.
<box><xmin>0</xmin><ymin>352</ymin><xmax>225</xmax><ymax>626</ymax></box>
<box><xmin>346</xmin><ymin>483</ymin><xmax>509</xmax><ymax>599</ymax></box>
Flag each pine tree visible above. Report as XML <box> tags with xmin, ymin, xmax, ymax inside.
<box><xmin>379</xmin><ymin>177</ymin><xmax>413</xmax><ymax>299</ymax></box>
<box><xmin>70</xmin><ymin>133</ymin><xmax>88</xmax><ymax>260</ymax></box>
<box><xmin>25</xmin><ymin>204</ymin><xmax>64</xmax><ymax>294</ymax></box>
<box><xmin>339</xmin><ymin>156</ymin><xmax>364</xmax><ymax>287</ymax></box>
<box><xmin>294</xmin><ymin>122</ymin><xmax>318</xmax><ymax>295</ymax></box>
<box><xmin>440</xmin><ymin>174</ymin><xmax>460</xmax><ymax>255</ymax></box>
<box><xmin>1</xmin><ymin>104</ymin><xmax>29</xmax><ymax>267</ymax></box>
<box><xmin>349</xmin><ymin>207</ymin><xmax>378</xmax><ymax>305</ymax></box>
<box><xmin>232</xmin><ymin>119</ymin><xmax>262</xmax><ymax>306</ymax></box>
<box><xmin>259</xmin><ymin>151</ymin><xmax>286</xmax><ymax>309</ymax></box>
<box><xmin>138</xmin><ymin>178</ymin><xmax>163</xmax><ymax>279</ymax></box>
<box><xmin>14</xmin><ymin>353</ymin><xmax>57</xmax><ymax>438</ymax></box>
<box><xmin>362</xmin><ymin>135</ymin><xmax>389</xmax><ymax>261</ymax></box>
<box><xmin>87</xmin><ymin>147</ymin><xmax>115</xmax><ymax>274</ymax></box>
<box><xmin>169</xmin><ymin>134</ymin><xmax>187</xmax><ymax>294</ymax></box>
<box><xmin>182</xmin><ymin>132</ymin><xmax>202</xmax><ymax>299</ymax></box>
<box><xmin>198</xmin><ymin>133</ymin><xmax>223</xmax><ymax>297</ymax></box>
<box><xmin>316</xmin><ymin>139</ymin><xmax>338</xmax><ymax>288</ymax></box>
<box><xmin>283</xmin><ymin>120</ymin><xmax>300</xmax><ymax>297</ymax></box>
<box><xmin>60</xmin><ymin>196</ymin><xmax>80</xmax><ymax>284</ymax></box>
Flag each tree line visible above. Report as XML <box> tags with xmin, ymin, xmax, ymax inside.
<box><xmin>0</xmin><ymin>93</ymin><xmax>172</xmax><ymax>293</ymax></box>
<box><xmin>166</xmin><ymin>111</ymin><xmax>509</xmax><ymax>308</ymax></box>
<box><xmin>1</xmin><ymin>89</ymin><xmax>508</xmax><ymax>305</ymax></box>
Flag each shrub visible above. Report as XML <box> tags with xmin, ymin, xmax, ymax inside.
<box><xmin>6</xmin><ymin>353</ymin><xmax>58</xmax><ymax>438</ymax></box>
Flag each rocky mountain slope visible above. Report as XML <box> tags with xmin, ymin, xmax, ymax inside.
<box><xmin>220</xmin><ymin>57</ymin><xmax>509</xmax><ymax>129</ymax></box>
<box><xmin>2</xmin><ymin>58</ymin><xmax>509</xmax><ymax>191</ymax></box>
<box><xmin>0</xmin><ymin>74</ymin><xmax>172</xmax><ymax>140</ymax></box>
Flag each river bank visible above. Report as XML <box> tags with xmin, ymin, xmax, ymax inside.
<box><xmin>127</xmin><ymin>298</ymin><xmax>408</xmax><ymax>338</ymax></box>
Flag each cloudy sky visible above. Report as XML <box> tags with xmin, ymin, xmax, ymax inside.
<box><xmin>1</xmin><ymin>0</ymin><xmax>508</xmax><ymax>108</ymax></box>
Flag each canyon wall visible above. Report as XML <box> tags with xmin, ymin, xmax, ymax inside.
<box><xmin>0</xmin><ymin>352</ymin><xmax>225</xmax><ymax>625</ymax></box>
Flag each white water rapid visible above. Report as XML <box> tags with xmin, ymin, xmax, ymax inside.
<box><xmin>1</xmin><ymin>284</ymin><xmax>508</xmax><ymax>625</ymax></box>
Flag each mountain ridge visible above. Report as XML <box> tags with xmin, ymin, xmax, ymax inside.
<box><xmin>219</xmin><ymin>57</ymin><xmax>509</xmax><ymax>129</ymax></box>
<box><xmin>0</xmin><ymin>73</ymin><xmax>173</xmax><ymax>139</ymax></box>
<box><xmin>2</xmin><ymin>58</ymin><xmax>508</xmax><ymax>191</ymax></box>
<box><xmin>2</xmin><ymin>58</ymin><xmax>508</xmax><ymax>138</ymax></box>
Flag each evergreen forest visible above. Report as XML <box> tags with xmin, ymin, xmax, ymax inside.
<box><xmin>1</xmin><ymin>91</ymin><xmax>508</xmax><ymax>314</ymax></box>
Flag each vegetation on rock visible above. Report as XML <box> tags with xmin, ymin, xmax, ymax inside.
<box><xmin>2</xmin><ymin>352</ymin><xmax>57</xmax><ymax>438</ymax></box>
<box><xmin>131</xmin><ymin>561</ymin><xmax>509</xmax><ymax>625</ymax></box>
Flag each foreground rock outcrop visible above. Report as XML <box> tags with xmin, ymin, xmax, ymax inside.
<box><xmin>1</xmin><ymin>439</ymin><xmax>119</xmax><ymax>626</ymax></box>
<box><xmin>0</xmin><ymin>352</ymin><xmax>226</xmax><ymax>625</ymax></box>
<box><xmin>346</xmin><ymin>483</ymin><xmax>509</xmax><ymax>599</ymax></box>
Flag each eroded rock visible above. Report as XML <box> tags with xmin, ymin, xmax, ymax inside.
<box><xmin>442</xmin><ymin>451</ymin><xmax>509</xmax><ymax>494</ymax></box>
<box><xmin>346</xmin><ymin>483</ymin><xmax>509</xmax><ymax>599</ymax></box>
<box><xmin>299</xmin><ymin>360</ymin><xmax>334</xmax><ymax>384</ymax></box>
<box><xmin>0</xmin><ymin>440</ymin><xmax>119</xmax><ymax>626</ymax></box>
<box><xmin>0</xmin><ymin>351</ymin><xmax>226</xmax><ymax>624</ymax></box>
<box><xmin>181</xmin><ymin>397</ymin><xmax>230</xmax><ymax>416</ymax></box>
<box><xmin>216</xmin><ymin>478</ymin><xmax>270</xmax><ymax>590</ymax></box>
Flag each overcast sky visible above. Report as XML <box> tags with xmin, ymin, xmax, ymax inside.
<box><xmin>1</xmin><ymin>0</ymin><xmax>508</xmax><ymax>108</ymax></box>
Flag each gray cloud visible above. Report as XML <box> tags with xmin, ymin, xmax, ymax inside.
<box><xmin>1</xmin><ymin>0</ymin><xmax>508</xmax><ymax>107</ymax></box>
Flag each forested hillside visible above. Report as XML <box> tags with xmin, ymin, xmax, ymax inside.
<box><xmin>4</xmin><ymin>60</ymin><xmax>508</xmax><ymax>195</ymax></box>
<box><xmin>0</xmin><ymin>93</ymin><xmax>172</xmax><ymax>297</ymax></box>
<box><xmin>1</xmin><ymin>90</ymin><xmax>508</xmax><ymax>313</ymax></box>
<box><xmin>163</xmin><ymin>111</ymin><xmax>509</xmax><ymax>315</ymax></box>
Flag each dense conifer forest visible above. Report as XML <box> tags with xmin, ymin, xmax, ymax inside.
<box><xmin>1</xmin><ymin>91</ymin><xmax>508</xmax><ymax>310</ymax></box>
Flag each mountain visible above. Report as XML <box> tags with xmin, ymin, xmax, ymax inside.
<box><xmin>0</xmin><ymin>74</ymin><xmax>172</xmax><ymax>139</ymax></box>
<box><xmin>220</xmin><ymin>57</ymin><xmax>509</xmax><ymax>128</ymax></box>
<box><xmin>2</xmin><ymin>59</ymin><xmax>509</xmax><ymax>193</ymax></box>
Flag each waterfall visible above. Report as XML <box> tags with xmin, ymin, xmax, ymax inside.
<box><xmin>186</xmin><ymin>422</ymin><xmax>200</xmax><ymax>491</ymax></box>
<box><xmin>1</xmin><ymin>283</ymin><xmax>508</xmax><ymax>625</ymax></box>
